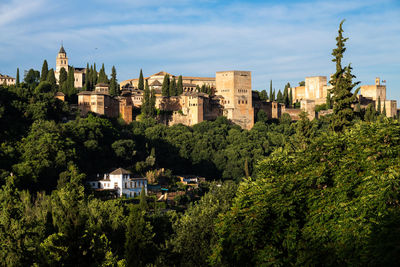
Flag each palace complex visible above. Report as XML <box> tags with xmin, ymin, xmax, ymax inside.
<box><xmin>49</xmin><ymin>46</ymin><xmax>397</xmax><ymax>129</ymax></box>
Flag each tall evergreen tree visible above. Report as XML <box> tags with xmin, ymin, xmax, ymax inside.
<box><xmin>289</xmin><ymin>88</ymin><xmax>293</xmax><ymax>107</ymax></box>
<box><xmin>277</xmin><ymin>90</ymin><xmax>283</xmax><ymax>103</ymax></box>
<box><xmin>269</xmin><ymin>80</ymin><xmax>273</xmax><ymax>101</ymax></box>
<box><xmin>329</xmin><ymin>20</ymin><xmax>360</xmax><ymax>132</ymax></box>
<box><xmin>46</xmin><ymin>69</ymin><xmax>57</xmax><ymax>91</ymax></box>
<box><xmin>142</xmin><ymin>79</ymin><xmax>151</xmax><ymax>117</ymax></box>
<box><xmin>92</xmin><ymin>64</ymin><xmax>98</xmax><ymax>86</ymax></box>
<box><xmin>377</xmin><ymin>96</ymin><xmax>381</xmax><ymax>115</ymax></box>
<box><xmin>169</xmin><ymin>77</ymin><xmax>177</xmax><ymax>96</ymax></box>
<box><xmin>271</xmin><ymin>89</ymin><xmax>276</xmax><ymax>102</ymax></box>
<box><xmin>161</xmin><ymin>74</ymin><xmax>170</xmax><ymax>97</ymax></box>
<box><xmin>283</xmin><ymin>83</ymin><xmax>290</xmax><ymax>106</ymax></box>
<box><xmin>40</xmin><ymin>60</ymin><xmax>49</xmax><ymax>82</ymax></box>
<box><xmin>16</xmin><ymin>68</ymin><xmax>20</xmax><ymax>86</ymax></box>
<box><xmin>382</xmin><ymin>101</ymin><xmax>387</xmax><ymax>117</ymax></box>
<box><xmin>365</xmin><ymin>103</ymin><xmax>376</xmax><ymax>122</ymax></box>
<box><xmin>84</xmin><ymin>63</ymin><xmax>90</xmax><ymax>90</ymax></box>
<box><xmin>138</xmin><ymin>69</ymin><xmax>144</xmax><ymax>90</ymax></box>
<box><xmin>98</xmin><ymin>63</ymin><xmax>108</xmax><ymax>84</ymax></box>
<box><xmin>59</xmin><ymin>67</ymin><xmax>68</xmax><ymax>89</ymax></box>
<box><xmin>110</xmin><ymin>66</ymin><xmax>118</xmax><ymax>96</ymax></box>
<box><xmin>150</xmin><ymin>87</ymin><xmax>156</xmax><ymax>117</ymax></box>
<box><xmin>64</xmin><ymin>66</ymin><xmax>76</xmax><ymax>97</ymax></box>
<box><xmin>177</xmin><ymin>75</ymin><xmax>183</xmax><ymax>95</ymax></box>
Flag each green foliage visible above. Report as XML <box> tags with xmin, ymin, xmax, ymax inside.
<box><xmin>161</xmin><ymin>74</ymin><xmax>170</xmax><ymax>97</ymax></box>
<box><xmin>46</xmin><ymin>69</ymin><xmax>57</xmax><ymax>91</ymax></box>
<box><xmin>171</xmin><ymin>181</ymin><xmax>237</xmax><ymax>266</ymax></box>
<box><xmin>24</xmin><ymin>69</ymin><xmax>40</xmax><ymax>88</ymax></box>
<box><xmin>276</xmin><ymin>89</ymin><xmax>283</xmax><ymax>103</ymax></box>
<box><xmin>269</xmin><ymin>80</ymin><xmax>273</xmax><ymax>101</ymax></box>
<box><xmin>315</xmin><ymin>103</ymin><xmax>328</xmax><ymax>113</ymax></box>
<box><xmin>177</xmin><ymin>75</ymin><xmax>183</xmax><ymax>95</ymax></box>
<box><xmin>365</xmin><ymin>103</ymin><xmax>376</xmax><ymax>122</ymax></box>
<box><xmin>169</xmin><ymin>76</ymin><xmax>177</xmax><ymax>96</ymax></box>
<box><xmin>141</xmin><ymin>80</ymin><xmax>156</xmax><ymax>118</ymax></box>
<box><xmin>110</xmin><ymin>66</ymin><xmax>118</xmax><ymax>96</ymax></box>
<box><xmin>138</xmin><ymin>69</ymin><xmax>144</xmax><ymax>91</ymax></box>
<box><xmin>299</xmin><ymin>81</ymin><xmax>305</xmax><ymax>86</ymax></box>
<box><xmin>41</xmin><ymin>60</ymin><xmax>49</xmax><ymax>82</ymax></box>
<box><xmin>329</xmin><ymin>20</ymin><xmax>360</xmax><ymax>132</ymax></box>
<box><xmin>16</xmin><ymin>68</ymin><xmax>20</xmax><ymax>86</ymax></box>
<box><xmin>259</xmin><ymin>89</ymin><xmax>268</xmax><ymax>101</ymax></box>
<box><xmin>59</xmin><ymin>67</ymin><xmax>68</xmax><ymax>90</ymax></box>
<box><xmin>98</xmin><ymin>63</ymin><xmax>108</xmax><ymax>84</ymax></box>
<box><xmin>212</xmin><ymin>120</ymin><xmax>400</xmax><ymax>266</ymax></box>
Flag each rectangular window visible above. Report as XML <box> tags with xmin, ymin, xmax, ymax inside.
<box><xmin>114</xmin><ymin>182</ymin><xmax>118</xmax><ymax>188</ymax></box>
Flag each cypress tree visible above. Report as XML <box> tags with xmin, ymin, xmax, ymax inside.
<box><xmin>272</xmin><ymin>89</ymin><xmax>276</xmax><ymax>102</ymax></box>
<box><xmin>329</xmin><ymin>20</ymin><xmax>360</xmax><ymax>132</ymax></box>
<box><xmin>65</xmin><ymin>66</ymin><xmax>75</xmax><ymax>96</ymax></box>
<box><xmin>98</xmin><ymin>63</ymin><xmax>108</xmax><ymax>83</ymax></box>
<box><xmin>142</xmin><ymin>79</ymin><xmax>151</xmax><ymax>117</ymax></box>
<box><xmin>283</xmin><ymin>83</ymin><xmax>290</xmax><ymax>106</ymax></box>
<box><xmin>110</xmin><ymin>66</ymin><xmax>118</xmax><ymax>96</ymax></box>
<box><xmin>269</xmin><ymin>80</ymin><xmax>273</xmax><ymax>101</ymax></box>
<box><xmin>177</xmin><ymin>75</ymin><xmax>183</xmax><ymax>95</ymax></box>
<box><xmin>161</xmin><ymin>74</ymin><xmax>170</xmax><ymax>97</ymax></box>
<box><xmin>138</xmin><ymin>69</ymin><xmax>144</xmax><ymax>90</ymax></box>
<box><xmin>169</xmin><ymin>77</ymin><xmax>177</xmax><ymax>96</ymax></box>
<box><xmin>289</xmin><ymin>88</ymin><xmax>293</xmax><ymax>107</ymax></box>
<box><xmin>84</xmin><ymin>63</ymin><xmax>90</xmax><ymax>90</ymax></box>
<box><xmin>277</xmin><ymin>90</ymin><xmax>283</xmax><ymax>103</ymax></box>
<box><xmin>59</xmin><ymin>67</ymin><xmax>68</xmax><ymax>89</ymax></box>
<box><xmin>377</xmin><ymin>96</ymin><xmax>381</xmax><ymax>115</ymax></box>
<box><xmin>40</xmin><ymin>60</ymin><xmax>48</xmax><ymax>82</ymax></box>
<box><xmin>196</xmin><ymin>85</ymin><xmax>200</xmax><ymax>92</ymax></box>
<box><xmin>46</xmin><ymin>69</ymin><xmax>57</xmax><ymax>91</ymax></box>
<box><xmin>92</xmin><ymin>64</ymin><xmax>98</xmax><ymax>86</ymax></box>
<box><xmin>382</xmin><ymin>101</ymin><xmax>387</xmax><ymax>117</ymax></box>
<box><xmin>150</xmin><ymin>88</ymin><xmax>156</xmax><ymax>117</ymax></box>
<box><xmin>16</xmin><ymin>68</ymin><xmax>20</xmax><ymax>86</ymax></box>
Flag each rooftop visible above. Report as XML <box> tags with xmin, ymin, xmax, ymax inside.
<box><xmin>110</xmin><ymin>167</ymin><xmax>131</xmax><ymax>175</ymax></box>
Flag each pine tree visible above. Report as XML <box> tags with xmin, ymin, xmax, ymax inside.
<box><xmin>84</xmin><ymin>63</ymin><xmax>90</xmax><ymax>90</ymax></box>
<box><xmin>169</xmin><ymin>77</ymin><xmax>177</xmax><ymax>96</ymax></box>
<box><xmin>269</xmin><ymin>80</ymin><xmax>273</xmax><ymax>101</ymax></box>
<box><xmin>329</xmin><ymin>20</ymin><xmax>360</xmax><ymax>132</ymax></box>
<box><xmin>377</xmin><ymin>96</ymin><xmax>381</xmax><ymax>115</ymax></box>
<box><xmin>46</xmin><ymin>69</ymin><xmax>57</xmax><ymax>91</ymax></box>
<box><xmin>138</xmin><ymin>69</ymin><xmax>144</xmax><ymax>90</ymax></box>
<box><xmin>382</xmin><ymin>101</ymin><xmax>387</xmax><ymax>117</ymax></box>
<box><xmin>16</xmin><ymin>68</ymin><xmax>20</xmax><ymax>86</ymax></box>
<box><xmin>59</xmin><ymin>67</ymin><xmax>68</xmax><ymax>89</ymax></box>
<box><xmin>177</xmin><ymin>75</ymin><xmax>183</xmax><ymax>95</ymax></box>
<box><xmin>162</xmin><ymin>74</ymin><xmax>170</xmax><ymax>97</ymax></box>
<box><xmin>110</xmin><ymin>66</ymin><xmax>118</xmax><ymax>96</ymax></box>
<box><xmin>40</xmin><ymin>60</ymin><xmax>49</xmax><ymax>82</ymax></box>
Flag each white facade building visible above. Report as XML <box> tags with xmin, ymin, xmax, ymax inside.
<box><xmin>88</xmin><ymin>168</ymin><xmax>147</xmax><ymax>198</ymax></box>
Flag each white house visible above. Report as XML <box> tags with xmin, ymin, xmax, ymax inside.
<box><xmin>87</xmin><ymin>168</ymin><xmax>147</xmax><ymax>198</ymax></box>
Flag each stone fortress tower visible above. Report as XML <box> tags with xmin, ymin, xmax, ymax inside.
<box><xmin>215</xmin><ymin>71</ymin><xmax>254</xmax><ymax>130</ymax></box>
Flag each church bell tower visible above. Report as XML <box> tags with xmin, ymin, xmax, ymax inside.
<box><xmin>56</xmin><ymin>45</ymin><xmax>68</xmax><ymax>73</ymax></box>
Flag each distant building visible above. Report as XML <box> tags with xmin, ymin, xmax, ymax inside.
<box><xmin>54</xmin><ymin>45</ymin><xmax>86</xmax><ymax>88</ymax></box>
<box><xmin>0</xmin><ymin>74</ymin><xmax>16</xmax><ymax>86</ymax></box>
<box><xmin>77</xmin><ymin>83</ymin><xmax>119</xmax><ymax>118</ymax></box>
<box><xmin>121</xmin><ymin>71</ymin><xmax>216</xmax><ymax>89</ymax></box>
<box><xmin>87</xmin><ymin>168</ymin><xmax>147</xmax><ymax>198</ymax></box>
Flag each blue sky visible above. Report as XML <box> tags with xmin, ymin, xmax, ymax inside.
<box><xmin>1</xmin><ymin>0</ymin><xmax>399</xmax><ymax>101</ymax></box>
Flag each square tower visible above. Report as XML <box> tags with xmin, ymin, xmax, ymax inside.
<box><xmin>215</xmin><ymin>71</ymin><xmax>254</xmax><ymax>129</ymax></box>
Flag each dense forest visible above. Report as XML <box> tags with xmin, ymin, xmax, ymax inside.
<box><xmin>1</xmin><ymin>21</ymin><xmax>400</xmax><ymax>266</ymax></box>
